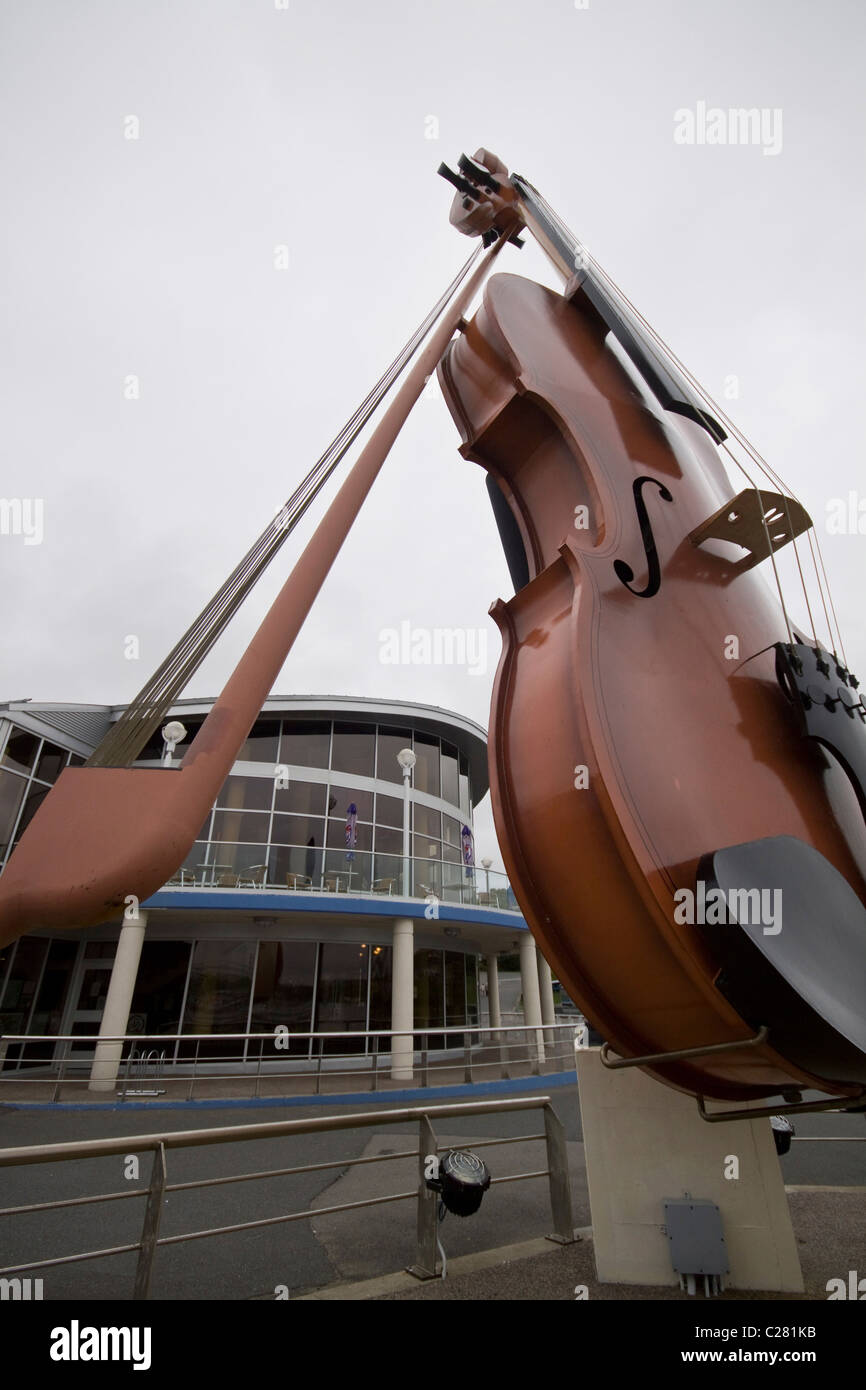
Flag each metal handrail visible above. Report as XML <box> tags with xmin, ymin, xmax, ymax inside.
<box><xmin>0</xmin><ymin>1095</ymin><xmax>578</xmax><ymax>1296</ymax></box>
<box><xmin>0</xmin><ymin>1020</ymin><xmax>581</xmax><ymax>1101</ymax></box>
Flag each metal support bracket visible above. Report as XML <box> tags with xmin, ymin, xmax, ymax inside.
<box><xmin>697</xmin><ymin>1090</ymin><xmax>866</xmax><ymax>1124</ymax></box>
<box><xmin>600</xmin><ymin>1025</ymin><xmax>768</xmax><ymax>1071</ymax></box>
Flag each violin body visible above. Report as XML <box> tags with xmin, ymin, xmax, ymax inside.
<box><xmin>439</xmin><ymin>269</ymin><xmax>866</xmax><ymax>1101</ymax></box>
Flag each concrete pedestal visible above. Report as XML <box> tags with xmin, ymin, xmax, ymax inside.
<box><xmin>576</xmin><ymin>1048</ymin><xmax>803</xmax><ymax>1291</ymax></box>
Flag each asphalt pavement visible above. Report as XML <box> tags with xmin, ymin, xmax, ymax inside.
<box><xmin>0</xmin><ymin>1083</ymin><xmax>863</xmax><ymax>1301</ymax></box>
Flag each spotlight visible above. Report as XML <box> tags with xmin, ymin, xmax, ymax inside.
<box><xmin>770</xmin><ymin>1115</ymin><xmax>795</xmax><ymax>1156</ymax></box>
<box><xmin>426</xmin><ymin>1149</ymin><xmax>491</xmax><ymax>1217</ymax></box>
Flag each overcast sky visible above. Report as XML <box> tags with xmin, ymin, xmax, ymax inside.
<box><xmin>2</xmin><ymin>0</ymin><xmax>864</xmax><ymax>867</ymax></box>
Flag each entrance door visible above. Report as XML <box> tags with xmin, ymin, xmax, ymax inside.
<box><xmin>61</xmin><ymin>941</ymin><xmax>117</xmax><ymax>1063</ymax></box>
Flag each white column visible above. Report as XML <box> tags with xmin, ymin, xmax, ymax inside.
<box><xmin>519</xmin><ymin>931</ymin><xmax>545</xmax><ymax>1063</ymax></box>
<box><xmin>391</xmin><ymin>917</ymin><xmax>414</xmax><ymax>1080</ymax></box>
<box><xmin>88</xmin><ymin>909</ymin><xmax>148</xmax><ymax>1092</ymax></box>
<box><xmin>486</xmin><ymin>953</ymin><xmax>502</xmax><ymax>1031</ymax></box>
<box><xmin>537</xmin><ymin>948</ymin><xmax>556</xmax><ymax>1027</ymax></box>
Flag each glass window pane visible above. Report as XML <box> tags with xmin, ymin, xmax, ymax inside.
<box><xmin>374</xmin><ymin>825</ymin><xmax>403</xmax><ymax>857</ymax></box>
<box><xmin>465</xmin><ymin>955</ymin><xmax>479</xmax><ymax>1027</ymax></box>
<box><xmin>441</xmin><ymin>742</ymin><xmax>459</xmax><ymax>806</ymax></box>
<box><xmin>181</xmin><ymin>940</ymin><xmax>256</xmax><ymax>1056</ymax></box>
<box><xmin>279</xmin><ymin>720</ymin><xmax>331</xmax><ymax>770</ymax></box>
<box><xmin>326</xmin><ymin>784</ymin><xmax>372</xmax><ymax>821</ymax></box>
<box><xmin>68</xmin><ymin>754</ymin><xmax>87</xmax><ymax>767</ymax></box>
<box><xmin>84</xmin><ymin>941</ymin><xmax>117</xmax><ymax>959</ymax></box>
<box><xmin>128</xmin><ymin>942</ymin><xmax>191</xmax><ymax>1036</ymax></box>
<box><xmin>270</xmin><ymin>812</ymin><xmax>325</xmax><ymax>847</ymax></box>
<box><xmin>268</xmin><ymin>842</ymin><xmax>324</xmax><ymax>888</ymax></box>
<box><xmin>372</xmin><ymin>854</ymin><xmax>401</xmax><ymax>891</ymax></box>
<box><xmin>413</xmin><ymin>732</ymin><xmax>440</xmax><ymax>797</ymax></box>
<box><xmin>321</xmin><ymin>848</ymin><xmax>371</xmax><ymax>890</ymax></box>
<box><xmin>442</xmin><ymin>815</ymin><xmax>462</xmax><ymax>850</ymax></box>
<box><xmin>200</xmin><ymin>844</ymin><xmax>268</xmax><ymax>881</ymax></box>
<box><xmin>211</xmin><ymin>808</ymin><xmax>270</xmax><ymax>843</ymax></box>
<box><xmin>374</xmin><ymin>789</ymin><xmax>405</xmax><ymax>829</ymax></box>
<box><xmin>414</xmin><ymin>835</ymin><xmax>441</xmax><ymax>863</ymax></box>
<box><xmin>1</xmin><ymin>729</ymin><xmax>39</xmax><ymax>776</ymax></box>
<box><xmin>0</xmin><ymin>769</ymin><xmax>27</xmax><ymax>857</ymax></box>
<box><xmin>459</xmin><ymin>752</ymin><xmax>471</xmax><ymax>816</ymax></box>
<box><xmin>20</xmin><ymin>939</ymin><xmax>78</xmax><ymax>1062</ymax></box>
<box><xmin>273</xmin><ymin>779</ymin><xmax>327</xmax><ymax>816</ymax></box>
<box><xmin>331</xmin><ymin>722</ymin><xmax>375</xmax><ymax>779</ymax></box>
<box><xmin>237</xmin><ymin>719</ymin><xmax>280</xmax><ymax>764</ymax></box>
<box><xmin>413</xmin><ymin>805</ymin><xmax>441</xmax><ymax>840</ymax></box>
<box><xmin>368</xmin><ymin>944</ymin><xmax>392</xmax><ymax>1033</ymax></box>
<box><xmin>216</xmin><ymin>774</ymin><xmax>274</xmax><ymax>812</ymax></box>
<box><xmin>376</xmin><ymin>726</ymin><xmax>413</xmax><ymax>786</ymax></box>
<box><xmin>445</xmin><ymin>951</ymin><xmax>466</xmax><ymax>1025</ymax></box>
<box><xmin>326</xmin><ymin>818</ymin><xmax>372</xmax><ymax>852</ymax></box>
<box><xmin>414</xmin><ymin>949</ymin><xmax>444</xmax><ymax>1045</ymax></box>
<box><xmin>0</xmin><ymin>938</ymin><xmax>49</xmax><ymax>1043</ymax></box>
<box><xmin>35</xmin><ymin>741</ymin><xmax>67</xmax><ymax>784</ymax></box>
<box><xmin>315</xmin><ymin>942</ymin><xmax>370</xmax><ymax>1052</ymax></box>
<box><xmin>181</xmin><ymin>841</ymin><xmax>209</xmax><ymax>878</ymax></box>
<box><xmin>12</xmin><ymin>782</ymin><xmax>50</xmax><ymax>845</ymax></box>
<box><xmin>250</xmin><ymin>941</ymin><xmax>317</xmax><ymax>1048</ymax></box>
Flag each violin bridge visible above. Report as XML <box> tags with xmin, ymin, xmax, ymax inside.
<box><xmin>688</xmin><ymin>489</ymin><xmax>812</xmax><ymax>568</ymax></box>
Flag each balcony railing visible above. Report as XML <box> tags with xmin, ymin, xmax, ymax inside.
<box><xmin>163</xmin><ymin>847</ymin><xmax>520</xmax><ymax>911</ymax></box>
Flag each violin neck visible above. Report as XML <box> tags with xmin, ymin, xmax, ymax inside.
<box><xmin>511</xmin><ymin>174</ymin><xmax>726</xmax><ymax>445</ymax></box>
<box><xmin>510</xmin><ymin>175</ymin><xmax>581</xmax><ymax>283</ymax></box>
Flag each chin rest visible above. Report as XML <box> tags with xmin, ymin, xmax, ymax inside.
<box><xmin>696</xmin><ymin>835</ymin><xmax>866</xmax><ymax>1085</ymax></box>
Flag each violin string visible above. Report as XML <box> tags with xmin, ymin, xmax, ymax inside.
<box><xmin>531</xmin><ymin>190</ymin><xmax>844</xmax><ymax>662</ymax></box>
<box><xmin>609</xmin><ymin>296</ymin><xmax>846</xmax><ymax>667</ymax></box>
<box><xmin>557</xmin><ymin>199</ymin><xmax>845</xmax><ymax>664</ymax></box>
<box><xmin>528</xmin><ymin>191</ymin><xmax>798</xmax><ymax>648</ymax></box>
<box><xmin>88</xmin><ymin>242</ymin><xmax>485</xmax><ymax>767</ymax></box>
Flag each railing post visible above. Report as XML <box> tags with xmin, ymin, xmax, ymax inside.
<box><xmin>134</xmin><ymin>1143</ymin><xmax>167</xmax><ymax>1299</ymax></box>
<box><xmin>464</xmin><ymin>1040</ymin><xmax>473</xmax><ymax>1084</ymax></box>
<box><xmin>315</xmin><ymin>1037</ymin><xmax>324</xmax><ymax>1094</ymax></box>
<box><xmin>371</xmin><ymin>1034</ymin><xmax>379</xmax><ymax>1092</ymax></box>
<box><xmin>52</xmin><ymin>1038</ymin><xmax>72</xmax><ymax>1103</ymax></box>
<box><xmin>408</xmin><ymin>1114</ymin><xmax>440</xmax><ymax>1279</ymax></box>
<box><xmin>119</xmin><ymin>1043</ymin><xmax>134</xmax><ymax>1102</ymax></box>
<box><xmin>422</xmin><ymin>1034</ymin><xmax>430</xmax><ymax>1088</ymax></box>
<box><xmin>187</xmin><ymin>1038</ymin><xmax>199</xmax><ymax>1101</ymax></box>
<box><xmin>543</xmin><ymin>1103</ymin><xmax>576</xmax><ymax>1244</ymax></box>
<box><xmin>527</xmin><ymin>1026</ymin><xmax>540</xmax><ymax>1077</ymax></box>
<box><xmin>254</xmin><ymin>1038</ymin><xmax>264</xmax><ymax>1099</ymax></box>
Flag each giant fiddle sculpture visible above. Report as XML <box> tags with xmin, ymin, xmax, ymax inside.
<box><xmin>2</xmin><ymin>148</ymin><xmax>865</xmax><ymax>1114</ymax></box>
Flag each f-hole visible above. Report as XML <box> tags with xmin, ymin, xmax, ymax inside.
<box><xmin>614</xmin><ymin>475</ymin><xmax>674</xmax><ymax>598</ymax></box>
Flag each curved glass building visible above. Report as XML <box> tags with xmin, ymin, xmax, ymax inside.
<box><xmin>0</xmin><ymin>694</ymin><xmax>554</xmax><ymax>1078</ymax></box>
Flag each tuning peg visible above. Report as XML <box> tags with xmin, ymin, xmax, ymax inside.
<box><xmin>458</xmin><ymin>153</ymin><xmax>501</xmax><ymax>194</ymax></box>
<box><xmin>438</xmin><ymin>163</ymin><xmax>478</xmax><ymax>199</ymax></box>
